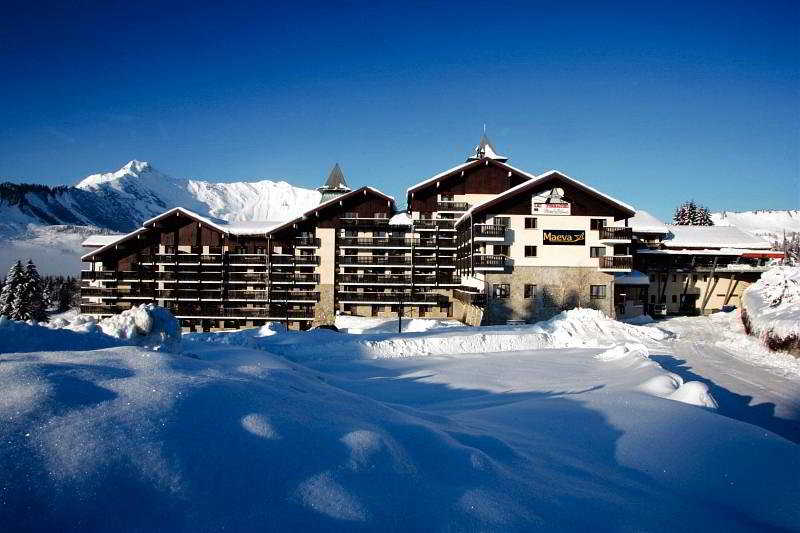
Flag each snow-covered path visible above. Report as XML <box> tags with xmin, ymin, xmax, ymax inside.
<box><xmin>652</xmin><ymin>313</ymin><xmax>800</xmax><ymax>443</ymax></box>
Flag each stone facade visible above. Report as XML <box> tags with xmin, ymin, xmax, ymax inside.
<box><xmin>482</xmin><ymin>266</ymin><xmax>614</xmax><ymax>324</ymax></box>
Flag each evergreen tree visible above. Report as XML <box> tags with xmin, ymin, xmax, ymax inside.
<box><xmin>0</xmin><ymin>261</ymin><xmax>25</xmax><ymax>318</ymax></box>
<box><xmin>673</xmin><ymin>200</ymin><xmax>714</xmax><ymax>226</ymax></box>
<box><xmin>22</xmin><ymin>260</ymin><xmax>48</xmax><ymax>322</ymax></box>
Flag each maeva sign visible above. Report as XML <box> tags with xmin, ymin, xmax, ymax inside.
<box><xmin>543</xmin><ymin>229</ymin><xmax>585</xmax><ymax>245</ymax></box>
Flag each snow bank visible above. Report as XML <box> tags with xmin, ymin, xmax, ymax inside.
<box><xmin>334</xmin><ymin>315</ymin><xmax>463</xmax><ymax>334</ymax></box>
<box><xmin>0</xmin><ymin>304</ymin><xmax>181</xmax><ymax>353</ymax></box>
<box><xmin>274</xmin><ymin>309</ymin><xmax>671</xmax><ymax>360</ymax></box>
<box><xmin>741</xmin><ymin>266</ymin><xmax>800</xmax><ymax>354</ymax></box>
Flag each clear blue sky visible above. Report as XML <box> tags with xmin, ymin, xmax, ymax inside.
<box><xmin>1</xmin><ymin>0</ymin><xmax>798</xmax><ymax>220</ymax></box>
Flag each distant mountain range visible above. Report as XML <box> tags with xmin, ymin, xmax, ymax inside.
<box><xmin>0</xmin><ymin>160</ymin><xmax>321</xmax><ymax>274</ymax></box>
<box><xmin>0</xmin><ymin>160</ymin><xmax>796</xmax><ymax>275</ymax></box>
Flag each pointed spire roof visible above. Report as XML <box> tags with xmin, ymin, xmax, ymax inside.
<box><xmin>323</xmin><ymin>163</ymin><xmax>349</xmax><ymax>190</ymax></box>
<box><xmin>467</xmin><ymin>132</ymin><xmax>508</xmax><ymax>162</ymax></box>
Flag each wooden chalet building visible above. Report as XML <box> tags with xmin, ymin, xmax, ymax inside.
<box><xmin>81</xmin><ymin>135</ymin><xmax>780</xmax><ymax>330</ymax></box>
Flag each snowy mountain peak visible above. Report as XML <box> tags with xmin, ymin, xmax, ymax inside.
<box><xmin>76</xmin><ymin>159</ymin><xmax>167</xmax><ymax>190</ymax></box>
<box><xmin>121</xmin><ymin>159</ymin><xmax>152</xmax><ymax>174</ymax></box>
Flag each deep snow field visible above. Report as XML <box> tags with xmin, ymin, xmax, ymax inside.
<box><xmin>1</xmin><ymin>307</ymin><xmax>798</xmax><ymax>532</ymax></box>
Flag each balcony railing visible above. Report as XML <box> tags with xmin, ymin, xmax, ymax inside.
<box><xmin>269</xmin><ymin>273</ymin><xmax>320</xmax><ymax>283</ymax></box>
<box><xmin>599</xmin><ymin>226</ymin><xmax>632</xmax><ymax>241</ymax></box>
<box><xmin>80</xmin><ymin>304</ymin><xmax>126</xmax><ymax>314</ymax></box>
<box><xmin>599</xmin><ymin>255</ymin><xmax>633</xmax><ymax>270</ymax></box>
<box><xmin>339</xmin><ymin>255</ymin><xmax>412</xmax><ymax>266</ymax></box>
<box><xmin>474</xmin><ymin>225</ymin><xmax>506</xmax><ymax>238</ymax></box>
<box><xmin>337</xmin><ymin>292</ymin><xmax>444</xmax><ymax>303</ymax></box>
<box><xmin>473</xmin><ymin>255</ymin><xmax>506</xmax><ymax>268</ymax></box>
<box><xmin>80</xmin><ymin>270</ymin><xmax>118</xmax><ymax>280</ymax></box>
<box><xmin>164</xmin><ymin>305</ymin><xmax>315</xmax><ymax>319</ymax></box>
<box><xmin>435</xmin><ymin>201</ymin><xmax>470</xmax><ymax>212</ymax></box>
<box><xmin>339</xmin><ymin>217</ymin><xmax>391</xmax><ymax>227</ymax></box>
<box><xmin>270</xmin><ymin>255</ymin><xmax>320</xmax><ymax>265</ymax></box>
<box><xmin>338</xmin><ymin>237</ymin><xmax>417</xmax><ymax>247</ymax></box>
<box><xmin>414</xmin><ymin>219</ymin><xmax>455</xmax><ymax>230</ymax></box>
<box><xmin>227</xmin><ymin>254</ymin><xmax>269</xmax><ymax>264</ymax></box>
<box><xmin>294</xmin><ymin>237</ymin><xmax>321</xmax><ymax>247</ymax></box>
<box><xmin>227</xmin><ymin>290</ymin><xmax>320</xmax><ymax>301</ymax></box>
<box><xmin>338</xmin><ymin>274</ymin><xmax>413</xmax><ymax>284</ymax></box>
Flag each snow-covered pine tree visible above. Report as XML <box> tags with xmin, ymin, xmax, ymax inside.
<box><xmin>21</xmin><ymin>260</ymin><xmax>48</xmax><ymax>322</ymax></box>
<box><xmin>691</xmin><ymin>204</ymin><xmax>714</xmax><ymax>226</ymax></box>
<box><xmin>673</xmin><ymin>201</ymin><xmax>696</xmax><ymax>225</ymax></box>
<box><xmin>673</xmin><ymin>200</ymin><xmax>714</xmax><ymax>226</ymax></box>
<box><xmin>0</xmin><ymin>261</ymin><xmax>25</xmax><ymax>318</ymax></box>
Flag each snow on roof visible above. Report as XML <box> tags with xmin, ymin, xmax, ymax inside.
<box><xmin>456</xmin><ymin>169</ymin><xmax>635</xmax><ymax>226</ymax></box>
<box><xmin>224</xmin><ymin>220</ymin><xmax>284</xmax><ymax>235</ymax></box>
<box><xmin>614</xmin><ymin>270</ymin><xmax>650</xmax><ymax>286</ymax></box>
<box><xmin>614</xmin><ymin>210</ymin><xmax>669</xmax><ymax>234</ymax></box>
<box><xmin>662</xmin><ymin>225</ymin><xmax>772</xmax><ymax>250</ymax></box>
<box><xmin>637</xmin><ymin>248</ymin><xmax>777</xmax><ymax>256</ymax></box>
<box><xmin>81</xmin><ymin>235</ymin><xmax>124</xmax><ymax>247</ymax></box>
<box><xmin>389</xmin><ymin>212</ymin><xmax>412</xmax><ymax>226</ymax></box>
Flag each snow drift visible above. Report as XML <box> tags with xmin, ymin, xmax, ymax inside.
<box><xmin>1</xmin><ymin>304</ymin><xmax>181</xmax><ymax>353</ymax></box>
<box><xmin>741</xmin><ymin>266</ymin><xmax>800</xmax><ymax>355</ymax></box>
<box><xmin>195</xmin><ymin>309</ymin><xmax>673</xmax><ymax>361</ymax></box>
<box><xmin>1</xmin><ymin>321</ymin><xmax>798</xmax><ymax>531</ymax></box>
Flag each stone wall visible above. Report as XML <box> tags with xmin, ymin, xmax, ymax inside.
<box><xmin>482</xmin><ymin>266</ymin><xmax>613</xmax><ymax>324</ymax></box>
<box><xmin>313</xmin><ymin>284</ymin><xmax>336</xmax><ymax>326</ymax></box>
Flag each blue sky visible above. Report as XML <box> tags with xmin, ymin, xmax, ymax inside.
<box><xmin>1</xmin><ymin>0</ymin><xmax>797</xmax><ymax>220</ymax></box>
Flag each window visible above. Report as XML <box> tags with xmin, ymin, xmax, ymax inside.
<box><xmin>493</xmin><ymin>217</ymin><xmax>510</xmax><ymax>227</ymax></box>
<box><xmin>343</xmin><ymin>229</ymin><xmax>358</xmax><ymax>237</ymax></box>
<box><xmin>493</xmin><ymin>284</ymin><xmax>510</xmax><ymax>299</ymax></box>
<box><xmin>590</xmin><ymin>247</ymin><xmax>606</xmax><ymax>258</ymax></box>
<box><xmin>524</xmin><ymin>284</ymin><xmax>537</xmax><ymax>299</ymax></box>
<box><xmin>672</xmin><ymin>294</ymin><xmax>677</xmax><ymax>303</ymax></box>
<box><xmin>524</xmin><ymin>245</ymin><xmax>537</xmax><ymax>257</ymax></box>
<box><xmin>590</xmin><ymin>219</ymin><xmax>606</xmax><ymax>230</ymax></box>
<box><xmin>524</xmin><ymin>217</ymin><xmax>538</xmax><ymax>229</ymax></box>
<box><xmin>590</xmin><ymin>285</ymin><xmax>607</xmax><ymax>299</ymax></box>
<box><xmin>343</xmin><ymin>212</ymin><xmax>357</xmax><ymax>219</ymax></box>
<box><xmin>494</xmin><ymin>245</ymin><xmax>510</xmax><ymax>255</ymax></box>
<box><xmin>649</xmin><ymin>274</ymin><xmax>656</xmax><ymax>282</ymax></box>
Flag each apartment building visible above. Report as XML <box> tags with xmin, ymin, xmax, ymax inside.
<box><xmin>81</xmin><ymin>135</ymin><xmax>779</xmax><ymax>330</ymax></box>
<box><xmin>634</xmin><ymin>225</ymin><xmax>782</xmax><ymax>314</ymax></box>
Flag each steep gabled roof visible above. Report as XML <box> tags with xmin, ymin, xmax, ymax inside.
<box><xmin>321</xmin><ymin>163</ymin><xmax>349</xmax><ymax>190</ymax></box>
<box><xmin>266</xmin><ymin>186</ymin><xmax>396</xmax><ymax>236</ymax></box>
<box><xmin>81</xmin><ymin>207</ymin><xmax>284</xmax><ymax>261</ymax></box>
<box><xmin>455</xmin><ymin>169</ymin><xmax>636</xmax><ymax>226</ymax></box>
<box><xmin>467</xmin><ymin>133</ymin><xmax>507</xmax><ymax>162</ymax></box>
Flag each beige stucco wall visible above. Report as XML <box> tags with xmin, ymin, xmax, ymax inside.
<box><xmin>481</xmin><ymin>214</ymin><xmax>618</xmax><ymax>268</ymax></box>
<box><xmin>648</xmin><ymin>272</ymin><xmax>758</xmax><ymax>314</ymax></box>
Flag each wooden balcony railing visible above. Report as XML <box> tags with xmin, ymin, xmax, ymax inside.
<box><xmin>435</xmin><ymin>201</ymin><xmax>470</xmax><ymax>212</ymax></box>
<box><xmin>599</xmin><ymin>226</ymin><xmax>632</xmax><ymax>241</ymax></box>
<box><xmin>473</xmin><ymin>225</ymin><xmax>506</xmax><ymax>238</ymax></box>
<box><xmin>599</xmin><ymin>255</ymin><xmax>633</xmax><ymax>270</ymax></box>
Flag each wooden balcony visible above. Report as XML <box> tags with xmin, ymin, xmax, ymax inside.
<box><xmin>598</xmin><ymin>255</ymin><xmax>633</xmax><ymax>271</ymax></box>
<box><xmin>435</xmin><ymin>201</ymin><xmax>470</xmax><ymax>212</ymax></box>
<box><xmin>599</xmin><ymin>226</ymin><xmax>632</xmax><ymax>241</ymax></box>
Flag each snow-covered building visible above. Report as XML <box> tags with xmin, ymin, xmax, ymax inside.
<box><xmin>635</xmin><ymin>223</ymin><xmax>783</xmax><ymax>315</ymax></box>
<box><xmin>80</xmin><ymin>134</ymin><xmax>781</xmax><ymax>329</ymax></box>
